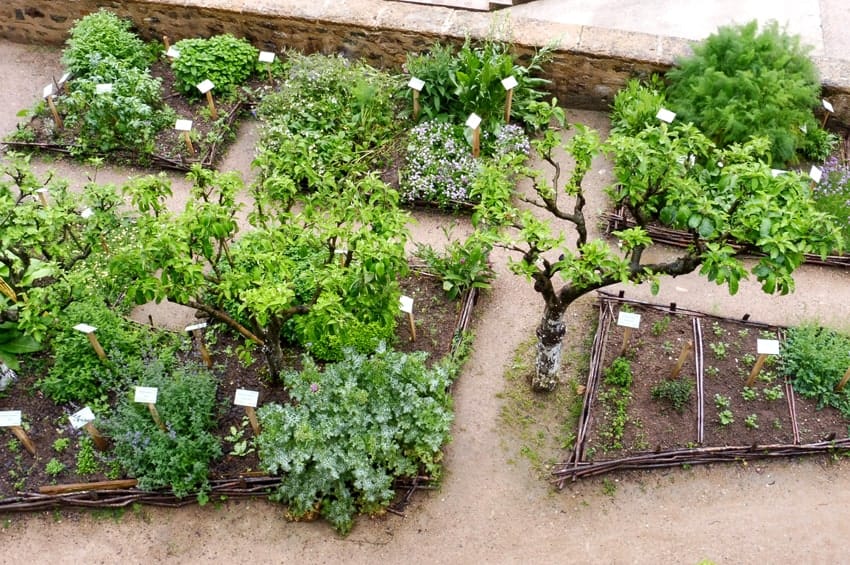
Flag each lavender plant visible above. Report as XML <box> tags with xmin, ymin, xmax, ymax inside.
<box><xmin>813</xmin><ymin>156</ymin><xmax>850</xmax><ymax>246</ymax></box>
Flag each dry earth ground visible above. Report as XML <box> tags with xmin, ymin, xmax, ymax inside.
<box><xmin>2</xmin><ymin>41</ymin><xmax>850</xmax><ymax>564</ymax></box>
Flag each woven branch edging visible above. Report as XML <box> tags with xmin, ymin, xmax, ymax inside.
<box><xmin>555</xmin><ymin>291</ymin><xmax>849</xmax><ymax>486</ymax></box>
<box><xmin>0</xmin><ymin>288</ymin><xmax>478</xmax><ymax>514</ymax></box>
<box><xmin>2</xmin><ymin>101</ymin><xmax>244</xmax><ymax>173</ymax></box>
<box><xmin>604</xmin><ymin>209</ymin><xmax>850</xmax><ymax>268</ymax></box>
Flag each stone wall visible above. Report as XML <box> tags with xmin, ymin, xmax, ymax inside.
<box><xmin>1</xmin><ymin>0</ymin><xmax>849</xmax><ymax>121</ymax></box>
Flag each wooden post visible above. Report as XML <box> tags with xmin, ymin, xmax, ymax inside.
<box><xmin>408</xmin><ymin>77</ymin><xmax>424</xmax><ymax>121</ymax></box>
<box><xmin>205</xmin><ymin>91</ymin><xmax>218</xmax><ymax>120</ymax></box>
<box><xmin>163</xmin><ymin>35</ymin><xmax>171</xmax><ymax>51</ymax></box>
<box><xmin>670</xmin><ymin>339</ymin><xmax>693</xmax><ymax>379</ymax></box>
<box><xmin>46</xmin><ymin>96</ymin><xmax>63</xmax><ymax>129</ymax></box>
<box><xmin>35</xmin><ymin>189</ymin><xmax>49</xmax><ymax>207</ymax></box>
<box><xmin>616</xmin><ymin>311</ymin><xmax>641</xmax><ymax>357</ymax></box>
<box><xmin>186</xmin><ymin>323</ymin><xmax>211</xmax><ymax>368</ymax></box>
<box><xmin>175</xmin><ymin>119</ymin><xmax>195</xmax><ymax>155</ymax></box>
<box><xmin>501</xmin><ymin>76</ymin><xmax>518</xmax><ymax>124</ymax></box>
<box><xmin>245</xmin><ymin>406</ymin><xmax>260</xmax><ymax>435</ymax></box>
<box><xmin>10</xmin><ymin>426</ymin><xmax>36</xmax><ymax>456</ymax></box>
<box><xmin>619</xmin><ymin>327</ymin><xmax>633</xmax><ymax>357</ymax></box>
<box><xmin>182</xmin><ymin>131</ymin><xmax>195</xmax><ymax>155</ymax></box>
<box><xmin>84</xmin><ymin>422</ymin><xmax>108</xmax><ymax>451</ymax></box>
<box><xmin>745</xmin><ymin>354</ymin><xmax>768</xmax><ymax>387</ymax></box>
<box><xmin>147</xmin><ymin>403</ymin><xmax>166</xmax><ymax>432</ymax></box>
<box><xmin>835</xmin><ymin>366</ymin><xmax>850</xmax><ymax>392</ymax></box>
<box><xmin>747</xmin><ymin>339</ymin><xmax>780</xmax><ymax>388</ymax></box>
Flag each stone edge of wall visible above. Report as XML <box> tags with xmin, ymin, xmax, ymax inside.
<box><xmin>1</xmin><ymin>0</ymin><xmax>849</xmax><ymax>122</ymax></box>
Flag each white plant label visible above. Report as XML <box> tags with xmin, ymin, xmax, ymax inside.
<box><xmin>175</xmin><ymin>119</ymin><xmax>193</xmax><ymax>131</ymax></box>
<box><xmin>656</xmin><ymin>108</ymin><xmax>676</xmax><ymax>123</ymax></box>
<box><xmin>70</xmin><ymin>406</ymin><xmax>96</xmax><ymax>429</ymax></box>
<box><xmin>399</xmin><ymin>295</ymin><xmax>414</xmax><ymax>314</ymax></box>
<box><xmin>134</xmin><ymin>386</ymin><xmax>158</xmax><ymax>404</ymax></box>
<box><xmin>0</xmin><ymin>410</ymin><xmax>22</xmax><ymax>427</ymax></box>
<box><xmin>43</xmin><ymin>83</ymin><xmax>54</xmax><ymax>98</ymax></box>
<box><xmin>80</xmin><ymin>208</ymin><xmax>94</xmax><ymax>219</ymax></box>
<box><xmin>799</xmin><ymin>123</ymin><xmax>808</xmax><ymax>134</ymax></box>
<box><xmin>757</xmin><ymin>339</ymin><xmax>780</xmax><ymax>356</ymax></box>
<box><xmin>501</xmin><ymin>75</ymin><xmax>518</xmax><ymax>90</ymax></box>
<box><xmin>73</xmin><ymin>323</ymin><xmax>97</xmax><ymax>334</ymax></box>
<box><xmin>258</xmin><ymin>51</ymin><xmax>275</xmax><ymax>63</ymax></box>
<box><xmin>407</xmin><ymin>77</ymin><xmax>425</xmax><ymax>91</ymax></box>
<box><xmin>465</xmin><ymin>113</ymin><xmax>482</xmax><ymax>129</ymax></box>
<box><xmin>234</xmin><ymin>388</ymin><xmax>259</xmax><ymax>408</ymax></box>
<box><xmin>166</xmin><ymin>46</ymin><xmax>180</xmax><ymax>59</ymax></box>
<box><xmin>58</xmin><ymin>72</ymin><xmax>71</xmax><ymax>85</ymax></box>
<box><xmin>770</xmin><ymin>169</ymin><xmax>787</xmax><ymax>178</ymax></box>
<box><xmin>823</xmin><ymin>99</ymin><xmax>835</xmax><ymax>113</ymax></box>
<box><xmin>197</xmin><ymin>79</ymin><xmax>215</xmax><ymax>94</ymax></box>
<box><xmin>616</xmin><ymin>311</ymin><xmax>641</xmax><ymax>329</ymax></box>
<box><xmin>185</xmin><ymin>322</ymin><xmax>208</xmax><ymax>332</ymax></box>
<box><xmin>95</xmin><ymin>83</ymin><xmax>113</xmax><ymax>94</ymax></box>
<box><xmin>36</xmin><ymin>188</ymin><xmax>49</xmax><ymax>195</ymax></box>
<box><xmin>809</xmin><ymin>165</ymin><xmax>823</xmax><ymax>184</ymax></box>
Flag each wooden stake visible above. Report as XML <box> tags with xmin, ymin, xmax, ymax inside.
<box><xmin>163</xmin><ymin>35</ymin><xmax>171</xmax><ymax>51</ymax></box>
<box><xmin>10</xmin><ymin>426</ymin><xmax>35</xmax><ymax>455</ymax></box>
<box><xmin>86</xmin><ymin>332</ymin><xmax>107</xmax><ymax>361</ymax></box>
<box><xmin>182</xmin><ymin>131</ymin><xmax>195</xmax><ymax>155</ymax></box>
<box><xmin>670</xmin><ymin>339</ymin><xmax>693</xmax><ymax>379</ymax></box>
<box><xmin>619</xmin><ymin>327</ymin><xmax>633</xmax><ymax>356</ymax></box>
<box><xmin>245</xmin><ymin>406</ymin><xmax>260</xmax><ymax>436</ymax></box>
<box><xmin>205</xmin><ymin>91</ymin><xmax>218</xmax><ymax>121</ymax></box>
<box><xmin>745</xmin><ymin>354</ymin><xmax>768</xmax><ymax>387</ymax></box>
<box><xmin>407</xmin><ymin>311</ymin><xmax>417</xmax><ymax>342</ymax></box>
<box><xmin>46</xmin><ymin>96</ymin><xmax>63</xmax><ymax>129</ymax></box>
<box><xmin>822</xmin><ymin>112</ymin><xmax>831</xmax><ymax>129</ymax></box>
<box><xmin>84</xmin><ymin>421</ymin><xmax>108</xmax><ymax>451</ymax></box>
<box><xmin>36</xmin><ymin>190</ymin><xmax>49</xmax><ymax>207</ymax></box>
<box><xmin>472</xmin><ymin>126</ymin><xmax>480</xmax><ymax>159</ymax></box>
<box><xmin>147</xmin><ymin>403</ymin><xmax>167</xmax><ymax>432</ymax></box>
<box><xmin>504</xmin><ymin>88</ymin><xmax>514</xmax><ymax>123</ymax></box>
<box><xmin>835</xmin><ymin>366</ymin><xmax>850</xmax><ymax>392</ymax></box>
<box><xmin>413</xmin><ymin>90</ymin><xmax>420</xmax><ymax>121</ymax></box>
<box><xmin>266</xmin><ymin>65</ymin><xmax>273</xmax><ymax>83</ymax></box>
<box><xmin>193</xmin><ymin>329</ymin><xmax>212</xmax><ymax>368</ymax></box>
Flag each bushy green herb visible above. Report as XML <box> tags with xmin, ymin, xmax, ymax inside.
<box><xmin>610</xmin><ymin>77</ymin><xmax>666</xmax><ymax>135</ymax></box>
<box><xmin>62</xmin><ymin>10</ymin><xmax>152</xmax><ymax>78</ymax></box>
<box><xmin>781</xmin><ymin>324</ymin><xmax>850</xmax><ymax>416</ymax></box>
<box><xmin>651</xmin><ymin>378</ymin><xmax>693</xmax><ymax>413</ymax></box>
<box><xmin>741</xmin><ymin>387</ymin><xmax>758</xmax><ymax>401</ymax></box>
<box><xmin>763</xmin><ymin>384</ymin><xmax>785</xmax><ymax>401</ymax></box>
<box><xmin>52</xmin><ymin>437</ymin><xmax>71</xmax><ymax>453</ymax></box>
<box><xmin>709</xmin><ymin>342</ymin><xmax>728</xmax><ymax>360</ymax></box>
<box><xmin>598</xmin><ymin>387</ymin><xmax>632</xmax><ymax>450</ymax></box>
<box><xmin>257</xmin><ymin>346</ymin><xmax>455</xmax><ymax>535</ymax></box>
<box><xmin>106</xmin><ymin>363</ymin><xmax>221</xmax><ymax>502</ymax></box>
<box><xmin>666</xmin><ymin>20</ymin><xmax>829</xmax><ymax>164</ymax></box>
<box><xmin>171</xmin><ymin>34</ymin><xmax>258</xmax><ymax>98</ymax></box>
<box><xmin>75</xmin><ymin>437</ymin><xmax>102</xmax><ymax>476</ymax></box>
<box><xmin>45</xmin><ymin>458</ymin><xmax>66</xmax><ymax>477</ymax></box>
<box><xmin>415</xmin><ymin>230</ymin><xmax>495</xmax><ymax>299</ymax></box>
<box><xmin>604</xmin><ymin>357</ymin><xmax>633</xmax><ymax>388</ymax></box>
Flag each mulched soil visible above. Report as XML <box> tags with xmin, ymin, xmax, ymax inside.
<box><xmin>0</xmin><ymin>272</ymin><xmax>460</xmax><ymax>498</ymax></box>
<box><xmin>583</xmin><ymin>302</ymin><xmax>850</xmax><ymax>461</ymax></box>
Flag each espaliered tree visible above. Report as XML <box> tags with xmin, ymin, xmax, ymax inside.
<box><xmin>112</xmin><ymin>165</ymin><xmax>409</xmax><ymax>377</ymax></box>
<box><xmin>474</xmin><ymin>106</ymin><xmax>841</xmax><ymax>391</ymax></box>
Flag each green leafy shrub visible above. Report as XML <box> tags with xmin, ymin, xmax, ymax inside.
<box><xmin>62</xmin><ymin>9</ymin><xmax>152</xmax><ymax>78</ymax></box>
<box><xmin>781</xmin><ymin>324</ymin><xmax>850</xmax><ymax>416</ymax></box>
<box><xmin>666</xmin><ymin>20</ymin><xmax>829</xmax><ymax>164</ymax></box>
<box><xmin>257</xmin><ymin>346</ymin><xmax>454</xmax><ymax>535</ymax></box>
<box><xmin>61</xmin><ymin>56</ymin><xmax>175</xmax><ymax>156</ymax></box>
<box><xmin>604</xmin><ymin>356</ymin><xmax>633</xmax><ymax>388</ymax></box>
<box><xmin>38</xmin><ymin>298</ymin><xmax>179</xmax><ymax>405</ymax></box>
<box><xmin>415</xmin><ymin>231</ymin><xmax>495</xmax><ymax>300</ymax></box>
<box><xmin>171</xmin><ymin>34</ymin><xmax>258</xmax><ymax>98</ymax></box>
<box><xmin>405</xmin><ymin>39</ymin><xmax>553</xmax><ymax>130</ymax></box>
<box><xmin>75</xmin><ymin>437</ymin><xmax>102</xmax><ymax>476</ymax></box>
<box><xmin>45</xmin><ymin>458</ymin><xmax>66</xmax><ymax>477</ymax></box>
<box><xmin>651</xmin><ymin>378</ymin><xmax>693</xmax><ymax>413</ymax></box>
<box><xmin>106</xmin><ymin>363</ymin><xmax>221</xmax><ymax>501</ymax></box>
<box><xmin>610</xmin><ymin>77</ymin><xmax>667</xmax><ymax>135</ymax></box>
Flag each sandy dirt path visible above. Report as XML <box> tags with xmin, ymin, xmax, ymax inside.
<box><xmin>2</xmin><ymin>40</ymin><xmax>850</xmax><ymax>564</ymax></box>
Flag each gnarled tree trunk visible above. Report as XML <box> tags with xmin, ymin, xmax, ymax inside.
<box><xmin>533</xmin><ymin>302</ymin><xmax>568</xmax><ymax>391</ymax></box>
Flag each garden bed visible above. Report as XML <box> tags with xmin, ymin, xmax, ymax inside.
<box><xmin>0</xmin><ymin>276</ymin><xmax>477</xmax><ymax>513</ymax></box>
<box><xmin>555</xmin><ymin>292</ymin><xmax>850</xmax><ymax>484</ymax></box>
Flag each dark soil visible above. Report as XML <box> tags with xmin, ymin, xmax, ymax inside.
<box><xmin>0</xmin><ymin>272</ymin><xmax>459</xmax><ymax>498</ymax></box>
<box><xmin>583</xmin><ymin>302</ymin><xmax>850</xmax><ymax>461</ymax></box>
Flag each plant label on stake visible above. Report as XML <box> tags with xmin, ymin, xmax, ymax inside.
<box><xmin>58</xmin><ymin>72</ymin><xmax>71</xmax><ymax>92</ymax></box>
<box><xmin>185</xmin><ymin>322</ymin><xmax>212</xmax><ymax>368</ymax></box>
<box><xmin>70</xmin><ymin>406</ymin><xmax>107</xmax><ymax>450</ymax></box>
<box><xmin>616</xmin><ymin>311</ymin><xmax>641</xmax><ymax>355</ymax></box>
<box><xmin>234</xmin><ymin>389</ymin><xmax>260</xmax><ymax>435</ymax></box>
<box><xmin>258</xmin><ymin>51</ymin><xmax>275</xmax><ymax>82</ymax></box>
<box><xmin>407</xmin><ymin>76</ymin><xmax>424</xmax><ymax>121</ymax></box>
<box><xmin>809</xmin><ymin>165</ymin><xmax>822</xmax><ymax>185</ymax></box>
<box><xmin>73</xmin><ymin>323</ymin><xmax>107</xmax><ymax>361</ymax></box>
<box><xmin>42</xmin><ymin>83</ymin><xmax>63</xmax><ymax>129</ymax></box>
<box><xmin>334</xmin><ymin>247</ymin><xmax>348</xmax><ymax>267</ymax></box>
<box><xmin>35</xmin><ymin>188</ymin><xmax>50</xmax><ymax>207</ymax></box>
<box><xmin>501</xmin><ymin>75</ymin><xmax>518</xmax><ymax>123</ymax></box>
<box><xmin>746</xmin><ymin>339</ymin><xmax>780</xmax><ymax>387</ymax></box>
<box><xmin>175</xmin><ymin>119</ymin><xmax>195</xmax><ymax>156</ymax></box>
<box><xmin>822</xmin><ymin>99</ymin><xmax>834</xmax><ymax>127</ymax></box>
<box><xmin>134</xmin><ymin>386</ymin><xmax>166</xmax><ymax>432</ymax></box>
<box><xmin>95</xmin><ymin>84</ymin><xmax>113</xmax><ymax>95</ymax></box>
<box><xmin>656</xmin><ymin>108</ymin><xmax>676</xmax><ymax>123</ymax></box>
<box><xmin>0</xmin><ymin>410</ymin><xmax>35</xmax><ymax>455</ymax></box>
<box><xmin>80</xmin><ymin>207</ymin><xmax>94</xmax><ymax>219</ymax></box>
<box><xmin>400</xmin><ymin>295</ymin><xmax>416</xmax><ymax>342</ymax></box>
<box><xmin>197</xmin><ymin>79</ymin><xmax>218</xmax><ymax>121</ymax></box>
<box><xmin>166</xmin><ymin>46</ymin><xmax>180</xmax><ymax>59</ymax></box>
<box><xmin>466</xmin><ymin>113</ymin><xmax>482</xmax><ymax>159</ymax></box>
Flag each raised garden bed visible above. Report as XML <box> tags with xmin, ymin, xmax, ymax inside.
<box><xmin>554</xmin><ymin>292</ymin><xmax>850</xmax><ymax>484</ymax></box>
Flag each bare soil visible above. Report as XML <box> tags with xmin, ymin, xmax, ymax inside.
<box><xmin>5</xmin><ymin>41</ymin><xmax>850</xmax><ymax>564</ymax></box>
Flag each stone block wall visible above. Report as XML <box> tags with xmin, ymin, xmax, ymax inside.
<box><xmin>1</xmin><ymin>0</ymin><xmax>848</xmax><ymax>122</ymax></box>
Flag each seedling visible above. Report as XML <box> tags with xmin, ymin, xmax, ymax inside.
<box><xmin>45</xmin><ymin>458</ymin><xmax>65</xmax><ymax>477</ymax></box>
<box><xmin>741</xmin><ymin>387</ymin><xmax>758</xmax><ymax>401</ymax></box>
<box><xmin>711</xmin><ymin>321</ymin><xmax>725</xmax><ymax>337</ymax></box>
<box><xmin>744</xmin><ymin>414</ymin><xmax>759</xmax><ymax>429</ymax></box>
<box><xmin>651</xmin><ymin>317</ymin><xmax>671</xmax><ymax>336</ymax></box>
<box><xmin>763</xmin><ymin>384</ymin><xmax>784</xmax><ymax>401</ymax></box>
<box><xmin>709</xmin><ymin>341</ymin><xmax>727</xmax><ymax>359</ymax></box>
<box><xmin>52</xmin><ymin>437</ymin><xmax>70</xmax><ymax>453</ymax></box>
